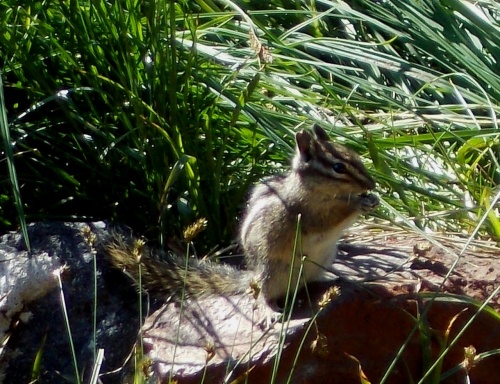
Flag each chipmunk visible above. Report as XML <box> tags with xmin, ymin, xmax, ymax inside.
<box><xmin>104</xmin><ymin>125</ymin><xmax>379</xmax><ymax>317</ymax></box>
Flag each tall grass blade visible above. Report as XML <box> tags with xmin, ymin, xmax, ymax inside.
<box><xmin>0</xmin><ymin>74</ymin><xmax>30</xmax><ymax>252</ymax></box>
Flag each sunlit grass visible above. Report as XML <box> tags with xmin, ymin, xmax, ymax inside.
<box><xmin>1</xmin><ymin>1</ymin><xmax>498</xmax><ymax>247</ymax></box>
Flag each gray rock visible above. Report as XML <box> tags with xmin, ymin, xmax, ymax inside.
<box><xmin>0</xmin><ymin>222</ymin><xmax>142</xmax><ymax>384</ymax></box>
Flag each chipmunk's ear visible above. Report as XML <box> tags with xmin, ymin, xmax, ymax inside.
<box><xmin>312</xmin><ymin>124</ymin><xmax>330</xmax><ymax>142</ymax></box>
<box><xmin>295</xmin><ymin>130</ymin><xmax>312</xmax><ymax>159</ymax></box>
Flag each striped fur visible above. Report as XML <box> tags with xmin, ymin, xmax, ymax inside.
<box><xmin>293</xmin><ymin>124</ymin><xmax>375</xmax><ymax>191</ymax></box>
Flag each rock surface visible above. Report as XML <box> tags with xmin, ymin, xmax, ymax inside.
<box><xmin>0</xmin><ymin>222</ymin><xmax>499</xmax><ymax>383</ymax></box>
<box><xmin>0</xmin><ymin>222</ymin><xmax>142</xmax><ymax>384</ymax></box>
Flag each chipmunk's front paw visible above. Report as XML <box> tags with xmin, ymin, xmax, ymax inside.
<box><xmin>259</xmin><ymin>307</ymin><xmax>283</xmax><ymax>330</ymax></box>
<box><xmin>254</xmin><ymin>297</ymin><xmax>283</xmax><ymax>330</ymax></box>
<box><xmin>359</xmin><ymin>192</ymin><xmax>379</xmax><ymax>213</ymax></box>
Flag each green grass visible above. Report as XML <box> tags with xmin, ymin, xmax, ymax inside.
<box><xmin>1</xmin><ymin>0</ymin><xmax>499</xmax><ymax>382</ymax></box>
<box><xmin>1</xmin><ymin>0</ymin><xmax>498</xmax><ymax>248</ymax></box>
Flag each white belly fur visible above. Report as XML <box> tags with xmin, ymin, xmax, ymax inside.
<box><xmin>301</xmin><ymin>214</ymin><xmax>358</xmax><ymax>282</ymax></box>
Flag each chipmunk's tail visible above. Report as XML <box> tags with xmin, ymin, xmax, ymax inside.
<box><xmin>101</xmin><ymin>230</ymin><xmax>253</xmax><ymax>300</ymax></box>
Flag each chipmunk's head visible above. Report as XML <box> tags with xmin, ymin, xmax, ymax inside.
<box><xmin>292</xmin><ymin>124</ymin><xmax>375</xmax><ymax>194</ymax></box>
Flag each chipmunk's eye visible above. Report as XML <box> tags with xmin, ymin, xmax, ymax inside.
<box><xmin>332</xmin><ymin>162</ymin><xmax>347</xmax><ymax>174</ymax></box>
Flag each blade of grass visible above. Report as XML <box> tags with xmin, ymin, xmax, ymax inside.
<box><xmin>0</xmin><ymin>74</ymin><xmax>30</xmax><ymax>253</ymax></box>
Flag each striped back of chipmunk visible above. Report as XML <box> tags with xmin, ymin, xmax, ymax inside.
<box><xmin>292</xmin><ymin>125</ymin><xmax>375</xmax><ymax>191</ymax></box>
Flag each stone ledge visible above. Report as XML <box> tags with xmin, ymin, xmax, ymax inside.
<box><xmin>0</xmin><ymin>222</ymin><xmax>499</xmax><ymax>383</ymax></box>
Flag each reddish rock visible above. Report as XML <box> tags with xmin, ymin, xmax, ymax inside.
<box><xmin>143</xmin><ymin>227</ymin><xmax>500</xmax><ymax>383</ymax></box>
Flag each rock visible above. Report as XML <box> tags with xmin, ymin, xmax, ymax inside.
<box><xmin>0</xmin><ymin>222</ymin><xmax>142</xmax><ymax>384</ymax></box>
<box><xmin>0</xmin><ymin>222</ymin><xmax>499</xmax><ymax>383</ymax></box>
